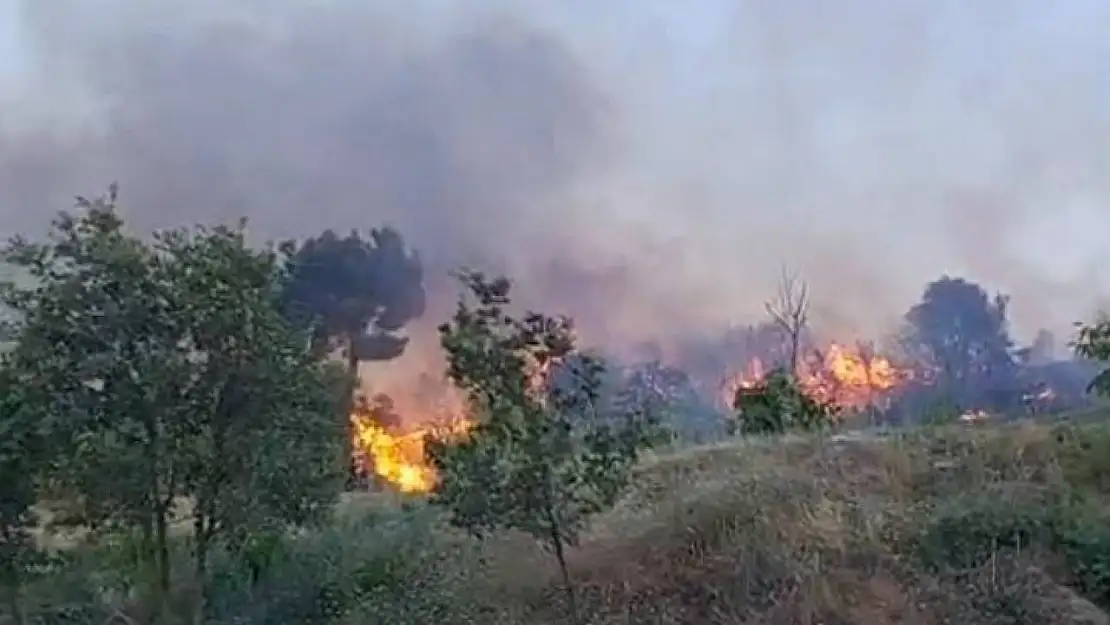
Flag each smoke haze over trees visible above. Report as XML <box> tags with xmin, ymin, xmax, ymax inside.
<box><xmin>1</xmin><ymin>0</ymin><xmax>1109</xmax><ymax>363</ymax></box>
<box><xmin>900</xmin><ymin>276</ymin><xmax>1020</xmax><ymax>411</ymax></box>
<box><xmin>7</xmin><ymin>5</ymin><xmax>1110</xmax><ymax>622</ymax></box>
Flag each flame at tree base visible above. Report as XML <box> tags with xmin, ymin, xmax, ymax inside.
<box><xmin>350</xmin><ymin>411</ymin><xmax>472</xmax><ymax>494</ymax></box>
<box><xmin>351</xmin><ymin>419</ymin><xmax>434</xmax><ymax>493</ymax></box>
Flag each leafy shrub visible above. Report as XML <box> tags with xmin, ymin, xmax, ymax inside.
<box><xmin>912</xmin><ymin>487</ymin><xmax>1058</xmax><ymax>573</ymax></box>
<box><xmin>1054</xmin><ymin>502</ymin><xmax>1110</xmax><ymax>608</ymax></box>
<box><xmin>203</xmin><ymin>503</ymin><xmax>480</xmax><ymax>625</ymax></box>
<box><xmin>730</xmin><ymin>367</ymin><xmax>838</xmax><ymax>435</ymax></box>
<box><xmin>1055</xmin><ymin>423</ymin><xmax>1110</xmax><ymax>494</ymax></box>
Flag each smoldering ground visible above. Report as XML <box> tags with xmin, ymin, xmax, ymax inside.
<box><xmin>1</xmin><ymin>0</ymin><xmax>1110</xmax><ymax>364</ymax></box>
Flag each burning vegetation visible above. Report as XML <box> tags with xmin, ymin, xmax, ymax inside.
<box><xmin>350</xmin><ymin>415</ymin><xmax>472</xmax><ymax>493</ymax></box>
<box><xmin>341</xmin><ymin>276</ymin><xmax>1098</xmax><ymax>494</ymax></box>
<box><xmin>348</xmin><ymin>386</ymin><xmax>471</xmax><ymax>494</ymax></box>
<box><xmin>722</xmin><ymin>341</ymin><xmax>904</xmax><ymax>412</ymax></box>
<box><xmin>347</xmin><ymin>330</ymin><xmax>1087</xmax><ymax>493</ymax></box>
<box><xmin>283</xmin><ymin>232</ymin><xmax>1094</xmax><ymax>495</ymax></box>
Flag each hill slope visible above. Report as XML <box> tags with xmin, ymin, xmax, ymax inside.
<box><xmin>15</xmin><ymin>421</ymin><xmax>1110</xmax><ymax>624</ymax></box>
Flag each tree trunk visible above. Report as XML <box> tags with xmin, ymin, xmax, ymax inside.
<box><xmin>193</xmin><ymin>515</ymin><xmax>210</xmax><ymax>625</ymax></box>
<box><xmin>546</xmin><ymin>513</ymin><xmax>577</xmax><ymax>624</ymax></box>
<box><xmin>788</xmin><ymin>330</ymin><xmax>801</xmax><ymax>380</ymax></box>
<box><xmin>155</xmin><ymin>503</ymin><xmax>172</xmax><ymax>617</ymax></box>
<box><xmin>143</xmin><ymin>432</ymin><xmax>169</xmax><ymax>618</ymax></box>
<box><xmin>5</xmin><ymin>586</ymin><xmax>24</xmax><ymax>625</ymax></box>
<box><xmin>139</xmin><ymin>512</ymin><xmax>155</xmax><ymax>571</ymax></box>
<box><xmin>344</xmin><ymin>334</ymin><xmax>360</xmax><ymax>487</ymax></box>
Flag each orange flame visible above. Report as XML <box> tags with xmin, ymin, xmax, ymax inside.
<box><xmin>350</xmin><ymin>353</ymin><xmax>563</xmax><ymax>493</ymax></box>
<box><xmin>722</xmin><ymin>342</ymin><xmax>907</xmax><ymax>410</ymax></box>
<box><xmin>351</xmin><ymin>419</ymin><xmax>436</xmax><ymax>493</ymax></box>
<box><xmin>348</xmin><ymin>375</ymin><xmax>471</xmax><ymax>493</ymax></box>
<box><xmin>350</xmin><ymin>415</ymin><xmax>471</xmax><ymax>493</ymax></box>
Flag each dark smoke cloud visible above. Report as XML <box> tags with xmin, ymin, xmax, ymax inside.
<box><xmin>2</xmin><ymin>0</ymin><xmax>1110</xmax><ymax>363</ymax></box>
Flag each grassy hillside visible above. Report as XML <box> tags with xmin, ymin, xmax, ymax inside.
<box><xmin>15</xmin><ymin>419</ymin><xmax>1110</xmax><ymax>624</ymax></box>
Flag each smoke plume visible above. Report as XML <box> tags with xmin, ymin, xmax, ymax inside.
<box><xmin>2</xmin><ymin>0</ymin><xmax>1109</xmax><ymax>367</ymax></box>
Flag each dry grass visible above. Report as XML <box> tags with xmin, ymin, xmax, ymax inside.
<box><xmin>451</xmin><ymin>422</ymin><xmax>1110</xmax><ymax>624</ymax></box>
<box><xmin>16</xmin><ymin>420</ymin><xmax>1110</xmax><ymax>625</ymax></box>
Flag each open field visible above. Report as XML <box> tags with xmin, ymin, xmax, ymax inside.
<box><xmin>15</xmin><ymin>416</ymin><xmax>1110</xmax><ymax>624</ymax></box>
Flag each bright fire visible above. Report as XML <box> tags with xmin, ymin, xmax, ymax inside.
<box><xmin>351</xmin><ymin>419</ymin><xmax>436</xmax><ymax>493</ymax></box>
<box><xmin>353</xmin><ymin>342</ymin><xmax>908</xmax><ymax>493</ymax></box>
<box><xmin>349</xmin><ymin>382</ymin><xmax>471</xmax><ymax>494</ymax></box>
<box><xmin>722</xmin><ymin>342</ymin><xmax>906</xmax><ymax>410</ymax></box>
<box><xmin>350</xmin><ymin>416</ymin><xmax>471</xmax><ymax>493</ymax></box>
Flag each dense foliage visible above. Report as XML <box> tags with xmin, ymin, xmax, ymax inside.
<box><xmin>900</xmin><ymin>276</ymin><xmax>1021</xmax><ymax>412</ymax></box>
<box><xmin>0</xmin><ymin>187</ymin><xmax>349</xmax><ymax>621</ymax></box>
<box><xmin>729</xmin><ymin>366</ymin><xmax>839</xmax><ymax>435</ymax></box>
<box><xmin>279</xmin><ymin>228</ymin><xmax>425</xmax><ymax>368</ymax></box>
<box><xmin>0</xmin><ymin>367</ymin><xmax>47</xmax><ymax>624</ymax></box>
<box><xmin>1075</xmin><ymin>314</ymin><xmax>1110</xmax><ymax>399</ymax></box>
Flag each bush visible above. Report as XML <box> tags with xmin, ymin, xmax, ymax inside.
<box><xmin>729</xmin><ymin>368</ymin><xmax>838</xmax><ymax>435</ymax></box>
<box><xmin>1054</xmin><ymin>501</ymin><xmax>1110</xmax><ymax>608</ymax></box>
<box><xmin>912</xmin><ymin>485</ymin><xmax>1059</xmax><ymax>574</ymax></box>
<box><xmin>204</xmin><ymin>502</ymin><xmax>483</xmax><ymax>625</ymax></box>
<box><xmin>1055</xmin><ymin>423</ymin><xmax>1110</xmax><ymax>494</ymax></box>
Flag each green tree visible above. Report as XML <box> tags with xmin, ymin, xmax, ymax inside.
<box><xmin>729</xmin><ymin>366</ymin><xmax>838</xmax><ymax>435</ymax></box>
<box><xmin>279</xmin><ymin>228</ymin><xmax>425</xmax><ymax>481</ymax></box>
<box><xmin>159</xmin><ymin>222</ymin><xmax>348</xmax><ymax>614</ymax></box>
<box><xmin>2</xmin><ymin>187</ymin><xmax>190</xmax><ymax>611</ymax></box>
<box><xmin>279</xmin><ymin>228</ymin><xmax>425</xmax><ymax>367</ymax></box>
<box><xmin>0</xmin><ymin>366</ymin><xmax>47</xmax><ymax>625</ymax></box>
<box><xmin>901</xmin><ymin>275</ymin><xmax>1019</xmax><ymax>410</ymax></box>
<box><xmin>426</xmin><ymin>270</ymin><xmax>658</xmax><ymax>622</ymax></box>
<box><xmin>1075</xmin><ymin>314</ymin><xmax>1110</xmax><ymax>397</ymax></box>
<box><xmin>0</xmin><ymin>187</ymin><xmax>347</xmax><ymax>617</ymax></box>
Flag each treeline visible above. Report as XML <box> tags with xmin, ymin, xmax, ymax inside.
<box><xmin>4</xmin><ymin>187</ymin><xmax>1110</xmax><ymax>623</ymax></box>
<box><xmin>644</xmin><ymin>272</ymin><xmax>1101</xmax><ymax>428</ymax></box>
<box><xmin>0</xmin><ymin>189</ymin><xmax>661</xmax><ymax>624</ymax></box>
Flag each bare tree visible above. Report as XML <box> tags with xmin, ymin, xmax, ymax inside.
<box><xmin>765</xmin><ymin>267</ymin><xmax>810</xmax><ymax>379</ymax></box>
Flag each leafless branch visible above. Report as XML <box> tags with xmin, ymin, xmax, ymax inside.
<box><xmin>765</xmin><ymin>266</ymin><xmax>809</xmax><ymax>377</ymax></box>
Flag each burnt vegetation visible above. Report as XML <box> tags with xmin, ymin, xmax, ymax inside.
<box><xmin>0</xmin><ymin>188</ymin><xmax>1108</xmax><ymax>625</ymax></box>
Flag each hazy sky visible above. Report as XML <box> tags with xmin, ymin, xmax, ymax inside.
<box><xmin>0</xmin><ymin>0</ymin><xmax>1108</xmax><ymax>354</ymax></box>
<box><xmin>0</xmin><ymin>1</ymin><xmax>19</xmax><ymax>80</ymax></box>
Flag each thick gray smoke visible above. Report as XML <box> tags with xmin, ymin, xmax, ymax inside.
<box><xmin>2</xmin><ymin>0</ymin><xmax>1110</xmax><ymax>363</ymax></box>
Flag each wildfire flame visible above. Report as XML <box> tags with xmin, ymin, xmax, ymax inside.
<box><xmin>351</xmin><ymin>419</ymin><xmax>437</xmax><ymax>493</ymax></box>
<box><xmin>350</xmin><ymin>416</ymin><xmax>471</xmax><ymax>493</ymax></box>
<box><xmin>348</xmin><ymin>379</ymin><xmax>471</xmax><ymax>494</ymax></box>
<box><xmin>722</xmin><ymin>342</ymin><xmax>906</xmax><ymax>410</ymax></box>
<box><xmin>354</xmin><ymin>342</ymin><xmax>912</xmax><ymax>492</ymax></box>
<box><xmin>349</xmin><ymin>350</ymin><xmax>581</xmax><ymax>493</ymax></box>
